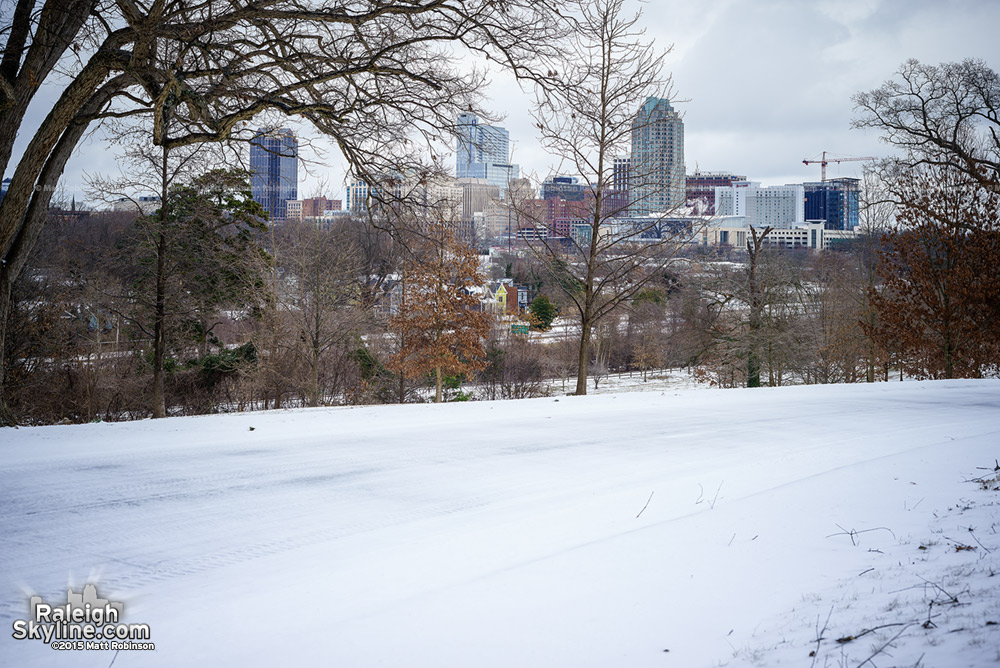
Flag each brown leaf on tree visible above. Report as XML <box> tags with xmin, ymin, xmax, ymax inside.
<box><xmin>388</xmin><ymin>222</ymin><xmax>493</xmax><ymax>403</ymax></box>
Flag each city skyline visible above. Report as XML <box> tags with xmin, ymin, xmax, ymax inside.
<box><xmin>9</xmin><ymin>0</ymin><xmax>1000</xmax><ymax>204</ymax></box>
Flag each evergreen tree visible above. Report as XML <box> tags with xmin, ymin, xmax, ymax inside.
<box><xmin>528</xmin><ymin>295</ymin><xmax>557</xmax><ymax>331</ymax></box>
<box><xmin>123</xmin><ymin>168</ymin><xmax>268</xmax><ymax>416</ymax></box>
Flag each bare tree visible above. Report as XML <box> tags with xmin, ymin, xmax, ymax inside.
<box><xmin>478</xmin><ymin>324</ymin><xmax>546</xmax><ymax>401</ymax></box>
<box><xmin>853</xmin><ymin>169</ymin><xmax>896</xmax><ymax>382</ymax></box>
<box><xmin>794</xmin><ymin>252</ymin><xmax>864</xmax><ymax>385</ymax></box>
<box><xmin>0</xmin><ymin>0</ymin><xmax>572</xmax><ymax>418</ymax></box>
<box><xmin>275</xmin><ymin>220</ymin><xmax>363</xmax><ymax>407</ymax></box>
<box><xmin>343</xmin><ymin>215</ymin><xmax>402</xmax><ymax>313</ymax></box>
<box><xmin>689</xmin><ymin>229</ymin><xmax>816</xmax><ymax>389</ymax></box>
<box><xmin>744</xmin><ymin>226</ymin><xmax>773</xmax><ymax>387</ymax></box>
<box><xmin>853</xmin><ymin>59</ymin><xmax>1000</xmax><ymax>192</ymax></box>
<box><xmin>521</xmin><ymin>0</ymin><xmax>690</xmax><ymax>395</ymax></box>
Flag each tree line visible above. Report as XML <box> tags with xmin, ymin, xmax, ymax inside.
<box><xmin>5</xmin><ymin>150</ymin><xmax>996</xmax><ymax>425</ymax></box>
<box><xmin>1</xmin><ymin>0</ymin><xmax>998</xmax><ymax>424</ymax></box>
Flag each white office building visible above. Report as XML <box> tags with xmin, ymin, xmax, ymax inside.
<box><xmin>714</xmin><ymin>181</ymin><xmax>805</xmax><ymax>229</ymax></box>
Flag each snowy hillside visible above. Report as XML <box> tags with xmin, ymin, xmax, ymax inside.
<box><xmin>2</xmin><ymin>380</ymin><xmax>999</xmax><ymax>667</ymax></box>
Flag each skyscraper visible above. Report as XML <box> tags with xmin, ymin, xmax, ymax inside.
<box><xmin>803</xmin><ymin>178</ymin><xmax>860</xmax><ymax>230</ymax></box>
<box><xmin>250</xmin><ymin>128</ymin><xmax>298</xmax><ymax>222</ymax></box>
<box><xmin>630</xmin><ymin>97</ymin><xmax>684</xmax><ymax>215</ymax></box>
<box><xmin>456</xmin><ymin>113</ymin><xmax>520</xmax><ymax>194</ymax></box>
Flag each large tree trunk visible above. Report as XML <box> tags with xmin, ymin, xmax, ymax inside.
<box><xmin>435</xmin><ymin>365</ymin><xmax>443</xmax><ymax>403</ymax></box>
<box><xmin>0</xmin><ymin>271</ymin><xmax>13</xmax><ymax>423</ymax></box>
<box><xmin>151</xmin><ymin>143</ymin><xmax>169</xmax><ymax>419</ymax></box>
<box><xmin>151</xmin><ymin>227</ymin><xmax>168</xmax><ymax>418</ymax></box>
<box><xmin>745</xmin><ymin>226</ymin><xmax>770</xmax><ymax>388</ymax></box>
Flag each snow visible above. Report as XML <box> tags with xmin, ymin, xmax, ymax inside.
<box><xmin>542</xmin><ymin>367</ymin><xmax>703</xmax><ymax>395</ymax></box>
<box><xmin>2</xmin><ymin>379</ymin><xmax>999</xmax><ymax>667</ymax></box>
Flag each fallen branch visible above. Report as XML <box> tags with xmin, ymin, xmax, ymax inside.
<box><xmin>836</xmin><ymin>621</ymin><xmax>910</xmax><ymax>644</ymax></box>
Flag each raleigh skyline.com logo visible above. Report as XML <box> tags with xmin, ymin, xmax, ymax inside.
<box><xmin>11</xmin><ymin>584</ymin><xmax>154</xmax><ymax>652</ymax></box>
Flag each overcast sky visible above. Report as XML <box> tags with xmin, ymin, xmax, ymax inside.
<box><xmin>22</xmin><ymin>0</ymin><xmax>1000</xmax><ymax>204</ymax></box>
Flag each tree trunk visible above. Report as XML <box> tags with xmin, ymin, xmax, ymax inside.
<box><xmin>866</xmin><ymin>338</ymin><xmax>876</xmax><ymax>383</ymax></box>
<box><xmin>943</xmin><ymin>329</ymin><xmax>953</xmax><ymax>380</ymax></box>
<box><xmin>151</xmin><ymin>142</ymin><xmax>169</xmax><ymax>419</ymax></box>
<box><xmin>435</xmin><ymin>365</ymin><xmax>443</xmax><ymax>403</ymax></box>
<box><xmin>151</xmin><ymin>225</ymin><xmax>168</xmax><ymax>419</ymax></box>
<box><xmin>745</xmin><ymin>226</ymin><xmax>770</xmax><ymax>388</ymax></box>
<box><xmin>309</xmin><ymin>349</ymin><xmax>320</xmax><ymax>408</ymax></box>
<box><xmin>309</xmin><ymin>300</ymin><xmax>321</xmax><ymax>407</ymax></box>
<box><xmin>0</xmin><ymin>271</ymin><xmax>13</xmax><ymax>424</ymax></box>
<box><xmin>575</xmin><ymin>312</ymin><xmax>591</xmax><ymax>395</ymax></box>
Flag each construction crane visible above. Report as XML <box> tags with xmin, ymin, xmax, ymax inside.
<box><xmin>802</xmin><ymin>151</ymin><xmax>876</xmax><ymax>182</ymax></box>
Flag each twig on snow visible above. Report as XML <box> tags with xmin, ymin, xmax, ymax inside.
<box><xmin>826</xmin><ymin>524</ymin><xmax>896</xmax><ymax>546</ymax></box>
<box><xmin>916</xmin><ymin>575</ymin><xmax>962</xmax><ymax>604</ymax></box>
<box><xmin>967</xmin><ymin>527</ymin><xmax>993</xmax><ymax>554</ymax></box>
<box><xmin>636</xmin><ymin>491</ymin><xmax>654</xmax><ymax>518</ymax></box>
<box><xmin>854</xmin><ymin>623</ymin><xmax>913</xmax><ymax>667</ymax></box>
<box><xmin>809</xmin><ymin>606</ymin><xmax>834</xmax><ymax>667</ymax></box>
<box><xmin>695</xmin><ymin>481</ymin><xmax>724</xmax><ymax>510</ymax></box>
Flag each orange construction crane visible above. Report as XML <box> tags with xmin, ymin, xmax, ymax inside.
<box><xmin>802</xmin><ymin>151</ymin><xmax>876</xmax><ymax>182</ymax></box>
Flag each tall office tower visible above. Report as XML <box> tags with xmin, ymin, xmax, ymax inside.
<box><xmin>686</xmin><ymin>171</ymin><xmax>746</xmax><ymax>214</ymax></box>
<box><xmin>803</xmin><ymin>178</ymin><xmax>860</xmax><ymax>230</ymax></box>
<box><xmin>456</xmin><ymin>113</ymin><xmax>520</xmax><ymax>194</ymax></box>
<box><xmin>250</xmin><ymin>128</ymin><xmax>298</xmax><ymax>222</ymax></box>
<box><xmin>630</xmin><ymin>97</ymin><xmax>685</xmax><ymax>215</ymax></box>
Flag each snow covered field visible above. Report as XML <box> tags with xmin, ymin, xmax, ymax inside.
<box><xmin>2</xmin><ymin>380</ymin><xmax>998</xmax><ymax>667</ymax></box>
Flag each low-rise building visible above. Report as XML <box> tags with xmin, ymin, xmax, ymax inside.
<box><xmin>700</xmin><ymin>221</ymin><xmax>859</xmax><ymax>251</ymax></box>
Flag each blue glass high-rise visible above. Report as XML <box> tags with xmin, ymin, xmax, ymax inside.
<box><xmin>250</xmin><ymin>128</ymin><xmax>298</xmax><ymax>222</ymax></box>
<box><xmin>456</xmin><ymin>113</ymin><xmax>519</xmax><ymax>194</ymax></box>
<box><xmin>804</xmin><ymin>178</ymin><xmax>860</xmax><ymax>231</ymax></box>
